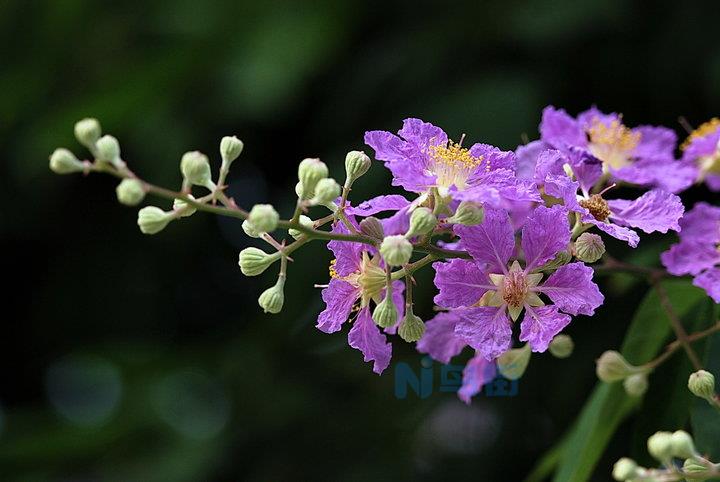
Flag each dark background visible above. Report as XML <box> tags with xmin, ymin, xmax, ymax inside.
<box><xmin>1</xmin><ymin>1</ymin><xmax>719</xmax><ymax>480</ymax></box>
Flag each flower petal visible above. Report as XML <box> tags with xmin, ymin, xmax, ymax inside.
<box><xmin>348</xmin><ymin>307</ymin><xmax>392</xmax><ymax>374</ymax></box>
<box><xmin>317</xmin><ymin>279</ymin><xmax>359</xmax><ymax>333</ymax></box>
<box><xmin>584</xmin><ymin>216</ymin><xmax>640</xmax><ymax>248</ymax></box>
<box><xmin>327</xmin><ymin>222</ymin><xmax>363</xmax><ymax>277</ymax></box>
<box><xmin>521</xmin><ymin>205</ymin><xmax>571</xmax><ymax>270</ymax></box>
<box><xmin>432</xmin><ymin>259</ymin><xmax>491</xmax><ymax>308</ymax></box>
<box><xmin>608</xmin><ymin>190</ymin><xmax>684</xmax><ymax>234</ymax></box>
<box><xmin>454</xmin><ymin>307</ymin><xmax>513</xmax><ymax>360</ymax></box>
<box><xmin>519</xmin><ymin>305</ymin><xmax>571</xmax><ymax>353</ymax></box>
<box><xmin>694</xmin><ymin>268</ymin><xmax>720</xmax><ymax>303</ymax></box>
<box><xmin>540</xmin><ymin>106</ymin><xmax>587</xmax><ymax>149</ymax></box>
<box><xmin>417</xmin><ymin>311</ymin><xmax>467</xmax><ymax>364</ymax></box>
<box><xmin>661</xmin><ymin>241</ymin><xmax>720</xmax><ymax>276</ymax></box>
<box><xmin>455</xmin><ymin>208</ymin><xmax>515</xmax><ymax>273</ymax></box>
<box><xmin>458</xmin><ymin>353</ymin><xmax>497</xmax><ymax>404</ymax></box>
<box><xmin>678</xmin><ymin>202</ymin><xmax>720</xmax><ymax>244</ymax></box>
<box><xmin>346</xmin><ymin>195</ymin><xmax>410</xmax><ymax>216</ymax></box>
<box><xmin>539</xmin><ymin>262</ymin><xmax>604</xmax><ymax>316</ymax></box>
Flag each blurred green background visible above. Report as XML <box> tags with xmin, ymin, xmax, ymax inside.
<box><xmin>2</xmin><ymin>1</ymin><xmax>719</xmax><ymax>480</ymax></box>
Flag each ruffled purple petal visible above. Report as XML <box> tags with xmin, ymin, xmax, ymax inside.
<box><xmin>417</xmin><ymin>311</ymin><xmax>467</xmax><ymax>364</ymax></box>
<box><xmin>468</xmin><ymin>143</ymin><xmax>516</xmax><ymax>173</ymax></box>
<box><xmin>348</xmin><ymin>307</ymin><xmax>392</xmax><ymax>375</ymax></box>
<box><xmin>607</xmin><ymin>190</ymin><xmax>683</xmax><ymax>234</ymax></box>
<box><xmin>463</xmin><ymin>168</ymin><xmax>541</xmax><ymax>205</ymax></box>
<box><xmin>519</xmin><ymin>305</ymin><xmax>571</xmax><ymax>353</ymax></box>
<box><xmin>694</xmin><ymin>268</ymin><xmax>720</xmax><ymax>303</ymax></box>
<box><xmin>632</xmin><ymin>125</ymin><xmax>677</xmax><ymax>162</ymax></box>
<box><xmin>611</xmin><ymin>159</ymin><xmax>696</xmax><ymax>193</ymax></box>
<box><xmin>398</xmin><ymin>118</ymin><xmax>448</xmax><ymax>150</ymax></box>
<box><xmin>384</xmin><ymin>156</ymin><xmax>436</xmax><ymax>193</ymax></box>
<box><xmin>346</xmin><ymin>195</ymin><xmax>410</xmax><ymax>216</ymax></box>
<box><xmin>661</xmin><ymin>241</ymin><xmax>720</xmax><ymax>276</ymax></box>
<box><xmin>327</xmin><ymin>222</ymin><xmax>363</xmax><ymax>277</ymax></box>
<box><xmin>682</xmin><ymin>125</ymin><xmax>720</xmax><ymax>163</ymax></box>
<box><xmin>458</xmin><ymin>353</ymin><xmax>497</xmax><ymax>404</ymax></box>
<box><xmin>540</xmin><ymin>106</ymin><xmax>587</xmax><ymax>149</ymax></box>
<box><xmin>567</xmin><ymin>148</ymin><xmax>603</xmax><ymax>192</ymax></box>
<box><xmin>534</xmin><ymin>149</ymin><xmax>567</xmax><ymax>184</ymax></box>
<box><xmin>364</xmin><ymin>130</ymin><xmax>411</xmax><ymax>163</ymax></box>
<box><xmin>678</xmin><ymin>202</ymin><xmax>720</xmax><ymax>244</ymax></box>
<box><xmin>317</xmin><ymin>279</ymin><xmax>359</xmax><ymax>333</ymax></box>
<box><xmin>544</xmin><ymin>174</ymin><xmax>583</xmax><ymax>212</ymax></box>
<box><xmin>432</xmin><ymin>259</ymin><xmax>491</xmax><ymax>308</ymax></box>
<box><xmin>583</xmin><ymin>216</ymin><xmax>640</xmax><ymax>248</ymax></box>
<box><xmin>455</xmin><ymin>208</ymin><xmax>515</xmax><ymax>273</ymax></box>
<box><xmin>539</xmin><ymin>262</ymin><xmax>604</xmax><ymax>316</ymax></box>
<box><xmin>706</xmin><ymin>174</ymin><xmax>720</xmax><ymax>192</ymax></box>
<box><xmin>454</xmin><ymin>306</ymin><xmax>513</xmax><ymax>361</ymax></box>
<box><xmin>515</xmin><ymin>140</ymin><xmax>549</xmax><ymax>180</ymax></box>
<box><xmin>521</xmin><ymin>205</ymin><xmax>571</xmax><ymax>271</ymax></box>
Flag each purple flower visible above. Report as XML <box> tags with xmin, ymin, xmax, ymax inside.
<box><xmin>680</xmin><ymin>118</ymin><xmax>720</xmax><ymax>191</ymax></box>
<box><xmin>417</xmin><ymin>311</ymin><xmax>467</xmax><ymax>364</ymax></box>
<box><xmin>540</xmin><ymin>106</ymin><xmax>695</xmax><ymax>193</ymax></box>
<box><xmin>661</xmin><ymin>202</ymin><xmax>720</xmax><ymax>303</ymax></box>
<box><xmin>433</xmin><ymin>205</ymin><xmax>604</xmax><ymax>359</ymax></box>
<box><xmin>364</xmin><ymin>118</ymin><xmax>540</xmax><ymax>206</ymax></box>
<box><xmin>458</xmin><ymin>352</ymin><xmax>497</xmax><ymax>404</ymax></box>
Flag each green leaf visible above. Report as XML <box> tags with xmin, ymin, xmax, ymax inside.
<box><xmin>551</xmin><ymin>280</ymin><xmax>707</xmax><ymax>482</ymax></box>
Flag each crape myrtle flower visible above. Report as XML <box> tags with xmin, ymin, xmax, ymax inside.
<box><xmin>540</xmin><ymin>106</ymin><xmax>696</xmax><ymax>193</ymax></box>
<box><xmin>316</xmin><ymin>221</ymin><xmax>405</xmax><ymax>374</ymax></box>
<box><xmin>432</xmin><ymin>205</ymin><xmax>604</xmax><ymax>360</ymax></box>
<box><xmin>680</xmin><ymin>118</ymin><xmax>720</xmax><ymax>191</ymax></box>
<box><xmin>364</xmin><ymin>118</ymin><xmax>541</xmax><ymax>208</ymax></box>
<box><xmin>661</xmin><ymin>203</ymin><xmax>720</xmax><ymax>303</ymax></box>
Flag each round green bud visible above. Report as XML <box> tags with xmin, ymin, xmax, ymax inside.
<box><xmin>670</xmin><ymin>430</ymin><xmax>696</xmax><ymax>459</ymax></box>
<box><xmin>359</xmin><ymin>216</ymin><xmax>385</xmax><ymax>240</ymax></box>
<box><xmin>238</xmin><ymin>247</ymin><xmax>280</xmax><ymax>276</ymax></box>
<box><xmin>49</xmin><ymin>148</ymin><xmax>84</xmax><ymax>174</ymax></box>
<box><xmin>297</xmin><ymin>158</ymin><xmax>328</xmax><ymax>199</ymax></box>
<box><xmin>74</xmin><ymin>118</ymin><xmax>101</xmax><ymax>150</ymax></box>
<box><xmin>612</xmin><ymin>457</ymin><xmax>638</xmax><ymax>481</ymax></box>
<box><xmin>549</xmin><ymin>334</ymin><xmax>574</xmax><ymax>358</ymax></box>
<box><xmin>311</xmin><ymin>178</ymin><xmax>341</xmax><ymax>206</ymax></box>
<box><xmin>116</xmin><ymin>179</ymin><xmax>145</xmax><ymax>206</ymax></box>
<box><xmin>682</xmin><ymin>458</ymin><xmax>708</xmax><ymax>478</ymax></box>
<box><xmin>137</xmin><ymin>206</ymin><xmax>173</xmax><ymax>235</ymax></box>
<box><xmin>399</xmin><ymin>311</ymin><xmax>425</xmax><ymax>342</ymax></box>
<box><xmin>95</xmin><ymin>135</ymin><xmax>121</xmax><ymax>165</ymax></box>
<box><xmin>372</xmin><ymin>295</ymin><xmax>398</xmax><ymax>329</ymax></box>
<box><xmin>180</xmin><ymin>151</ymin><xmax>213</xmax><ymax>188</ymax></box>
<box><xmin>258</xmin><ymin>277</ymin><xmax>285</xmax><ymax>314</ymax></box>
<box><xmin>647</xmin><ymin>431</ymin><xmax>674</xmax><ymax>462</ymax></box>
<box><xmin>220</xmin><ymin>135</ymin><xmax>244</xmax><ymax>164</ymax></box>
<box><xmin>379</xmin><ymin>235</ymin><xmax>413</xmax><ymax>266</ymax></box>
<box><xmin>288</xmin><ymin>215</ymin><xmax>313</xmax><ymax>240</ymax></box>
<box><xmin>596</xmin><ymin>350</ymin><xmax>639</xmax><ymax>382</ymax></box>
<box><xmin>344</xmin><ymin>150</ymin><xmax>371</xmax><ymax>186</ymax></box>
<box><xmin>449</xmin><ymin>201</ymin><xmax>485</xmax><ymax>226</ymax></box>
<box><xmin>497</xmin><ymin>344</ymin><xmax>531</xmax><ymax>380</ymax></box>
<box><xmin>688</xmin><ymin>370</ymin><xmax>716</xmax><ymax>400</ymax></box>
<box><xmin>242</xmin><ymin>220</ymin><xmax>263</xmax><ymax>238</ymax></box>
<box><xmin>575</xmin><ymin>232</ymin><xmax>605</xmax><ymax>263</ymax></box>
<box><xmin>623</xmin><ymin>373</ymin><xmax>648</xmax><ymax>397</ymax></box>
<box><xmin>405</xmin><ymin>207</ymin><xmax>437</xmax><ymax>238</ymax></box>
<box><xmin>248</xmin><ymin>204</ymin><xmax>279</xmax><ymax>233</ymax></box>
<box><xmin>173</xmin><ymin>195</ymin><xmax>197</xmax><ymax>217</ymax></box>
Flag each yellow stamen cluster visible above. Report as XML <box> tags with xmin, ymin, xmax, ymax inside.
<box><xmin>587</xmin><ymin>117</ymin><xmax>641</xmax><ymax>153</ymax></box>
<box><xmin>328</xmin><ymin>259</ymin><xmax>338</xmax><ymax>279</ymax></box>
<box><xmin>428</xmin><ymin>141</ymin><xmax>486</xmax><ymax>192</ymax></box>
<box><xmin>681</xmin><ymin>118</ymin><xmax>720</xmax><ymax>151</ymax></box>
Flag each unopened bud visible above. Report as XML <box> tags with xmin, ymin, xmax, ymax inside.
<box><xmin>372</xmin><ymin>294</ymin><xmax>398</xmax><ymax>329</ymax></box>
<box><xmin>612</xmin><ymin>458</ymin><xmax>638</xmax><ymax>481</ymax></box>
<box><xmin>405</xmin><ymin>207</ymin><xmax>437</xmax><ymax>238</ymax></box>
<box><xmin>248</xmin><ymin>204</ymin><xmax>279</xmax><ymax>233</ymax></box>
<box><xmin>623</xmin><ymin>373</ymin><xmax>648</xmax><ymax>397</ymax></box>
<box><xmin>238</xmin><ymin>247</ymin><xmax>280</xmax><ymax>276</ymax></box>
<box><xmin>173</xmin><ymin>195</ymin><xmax>197</xmax><ymax>217</ymax></box>
<box><xmin>49</xmin><ymin>148</ymin><xmax>84</xmax><ymax>174</ymax></box>
<box><xmin>647</xmin><ymin>431</ymin><xmax>674</xmax><ymax>462</ymax></box>
<box><xmin>449</xmin><ymin>201</ymin><xmax>485</xmax><ymax>225</ymax></box>
<box><xmin>311</xmin><ymin>178</ymin><xmax>340</xmax><ymax>207</ymax></box>
<box><xmin>180</xmin><ymin>151</ymin><xmax>213</xmax><ymax>188</ymax></box>
<box><xmin>596</xmin><ymin>350</ymin><xmax>640</xmax><ymax>382</ymax></box>
<box><xmin>682</xmin><ymin>458</ymin><xmax>708</xmax><ymax>477</ymax></box>
<box><xmin>220</xmin><ymin>135</ymin><xmax>244</xmax><ymax>164</ymax></box>
<box><xmin>137</xmin><ymin>206</ymin><xmax>173</xmax><ymax>235</ymax></box>
<box><xmin>297</xmin><ymin>158</ymin><xmax>328</xmax><ymax>199</ymax></box>
<box><xmin>74</xmin><ymin>118</ymin><xmax>101</xmax><ymax>150</ymax></box>
<box><xmin>344</xmin><ymin>150</ymin><xmax>371</xmax><ymax>186</ymax></box>
<box><xmin>688</xmin><ymin>370</ymin><xmax>716</xmax><ymax>401</ymax></box>
<box><xmin>96</xmin><ymin>135</ymin><xmax>121</xmax><ymax>165</ymax></box>
<box><xmin>359</xmin><ymin>217</ymin><xmax>385</xmax><ymax>240</ymax></box>
<box><xmin>116</xmin><ymin>179</ymin><xmax>145</xmax><ymax>206</ymax></box>
<box><xmin>549</xmin><ymin>334</ymin><xmax>574</xmax><ymax>358</ymax></box>
<box><xmin>575</xmin><ymin>232</ymin><xmax>605</xmax><ymax>263</ymax></box>
<box><xmin>497</xmin><ymin>344</ymin><xmax>531</xmax><ymax>380</ymax></box>
<box><xmin>379</xmin><ymin>235</ymin><xmax>413</xmax><ymax>266</ymax></box>
<box><xmin>288</xmin><ymin>215</ymin><xmax>313</xmax><ymax>240</ymax></box>
<box><xmin>242</xmin><ymin>220</ymin><xmax>263</xmax><ymax>238</ymax></box>
<box><xmin>670</xmin><ymin>430</ymin><xmax>696</xmax><ymax>459</ymax></box>
<box><xmin>399</xmin><ymin>311</ymin><xmax>425</xmax><ymax>342</ymax></box>
<box><xmin>258</xmin><ymin>277</ymin><xmax>285</xmax><ymax>314</ymax></box>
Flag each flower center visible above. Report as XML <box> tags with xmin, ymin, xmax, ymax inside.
<box><xmin>579</xmin><ymin>194</ymin><xmax>611</xmax><ymax>221</ymax></box>
<box><xmin>502</xmin><ymin>270</ymin><xmax>528</xmax><ymax>308</ymax></box>
<box><xmin>587</xmin><ymin>117</ymin><xmax>641</xmax><ymax>169</ymax></box>
<box><xmin>681</xmin><ymin>118</ymin><xmax>720</xmax><ymax>151</ymax></box>
<box><xmin>428</xmin><ymin>141</ymin><xmax>485</xmax><ymax>192</ymax></box>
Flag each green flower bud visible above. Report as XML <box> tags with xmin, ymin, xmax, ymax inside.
<box><xmin>670</xmin><ymin>430</ymin><xmax>696</xmax><ymax>459</ymax></box>
<box><xmin>173</xmin><ymin>195</ymin><xmax>197</xmax><ymax>217</ymax></box>
<box><xmin>688</xmin><ymin>370</ymin><xmax>716</xmax><ymax>401</ymax></box>
<box><xmin>248</xmin><ymin>204</ymin><xmax>279</xmax><ymax>233</ymax></box>
<box><xmin>297</xmin><ymin>158</ymin><xmax>328</xmax><ymax>199</ymax></box>
<box><xmin>49</xmin><ymin>148</ymin><xmax>84</xmax><ymax>174</ymax></box>
<box><xmin>549</xmin><ymin>334</ymin><xmax>574</xmax><ymax>358</ymax></box>
<box><xmin>538</xmin><ymin>250</ymin><xmax>572</xmax><ymax>271</ymax></box>
<box><xmin>448</xmin><ymin>201</ymin><xmax>485</xmax><ymax>225</ymax></box>
<box><xmin>405</xmin><ymin>207</ymin><xmax>437</xmax><ymax>238</ymax></box>
<box><xmin>74</xmin><ymin>118</ymin><xmax>101</xmax><ymax>150</ymax></box>
<box><xmin>612</xmin><ymin>458</ymin><xmax>638</xmax><ymax>481</ymax></box>
<box><xmin>682</xmin><ymin>458</ymin><xmax>708</xmax><ymax>479</ymax></box>
<box><xmin>399</xmin><ymin>311</ymin><xmax>425</xmax><ymax>342</ymax></box>
<box><xmin>497</xmin><ymin>344</ymin><xmax>531</xmax><ymax>380</ymax></box>
<box><xmin>647</xmin><ymin>431</ymin><xmax>674</xmax><ymax>462</ymax></box>
<box><xmin>596</xmin><ymin>350</ymin><xmax>641</xmax><ymax>382</ymax></box>
<box><xmin>242</xmin><ymin>220</ymin><xmax>263</xmax><ymax>238</ymax></box>
<box><xmin>379</xmin><ymin>235</ymin><xmax>413</xmax><ymax>266</ymax></box>
<box><xmin>137</xmin><ymin>206</ymin><xmax>173</xmax><ymax>235</ymax></box>
<box><xmin>258</xmin><ymin>277</ymin><xmax>285</xmax><ymax>314</ymax></box>
<box><xmin>288</xmin><ymin>215</ymin><xmax>313</xmax><ymax>240</ymax></box>
<box><xmin>344</xmin><ymin>150</ymin><xmax>371</xmax><ymax>186</ymax></box>
<box><xmin>359</xmin><ymin>217</ymin><xmax>385</xmax><ymax>240</ymax></box>
<box><xmin>116</xmin><ymin>179</ymin><xmax>145</xmax><ymax>206</ymax></box>
<box><xmin>180</xmin><ymin>151</ymin><xmax>213</xmax><ymax>188</ymax></box>
<box><xmin>575</xmin><ymin>232</ymin><xmax>605</xmax><ymax>263</ymax></box>
<box><xmin>238</xmin><ymin>247</ymin><xmax>280</xmax><ymax>276</ymax></box>
<box><xmin>220</xmin><ymin>135</ymin><xmax>244</xmax><ymax>164</ymax></box>
<box><xmin>623</xmin><ymin>373</ymin><xmax>648</xmax><ymax>397</ymax></box>
<box><xmin>372</xmin><ymin>294</ymin><xmax>398</xmax><ymax>329</ymax></box>
<box><xmin>311</xmin><ymin>178</ymin><xmax>341</xmax><ymax>206</ymax></box>
<box><xmin>95</xmin><ymin>135</ymin><xmax>121</xmax><ymax>165</ymax></box>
